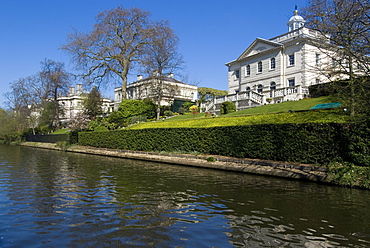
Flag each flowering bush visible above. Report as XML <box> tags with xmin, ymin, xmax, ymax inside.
<box><xmin>189</xmin><ymin>105</ymin><xmax>199</xmax><ymax>117</ymax></box>
<box><xmin>205</xmin><ymin>111</ymin><xmax>214</xmax><ymax>118</ymax></box>
<box><xmin>68</xmin><ymin>113</ymin><xmax>90</xmax><ymax>131</ymax></box>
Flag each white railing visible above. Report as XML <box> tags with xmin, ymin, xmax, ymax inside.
<box><xmin>203</xmin><ymin>86</ymin><xmax>307</xmax><ymax>114</ymax></box>
<box><xmin>203</xmin><ymin>101</ymin><xmax>215</xmax><ymax>112</ymax></box>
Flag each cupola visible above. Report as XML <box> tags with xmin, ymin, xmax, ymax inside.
<box><xmin>287</xmin><ymin>5</ymin><xmax>306</xmax><ymax>32</ymax></box>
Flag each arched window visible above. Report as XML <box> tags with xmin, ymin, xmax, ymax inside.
<box><xmin>270</xmin><ymin>58</ymin><xmax>276</xmax><ymax>69</ymax></box>
<box><xmin>258</xmin><ymin>61</ymin><xmax>262</xmax><ymax>73</ymax></box>
<box><xmin>246</xmin><ymin>65</ymin><xmax>250</xmax><ymax>76</ymax></box>
<box><xmin>270</xmin><ymin>82</ymin><xmax>276</xmax><ymax>90</ymax></box>
<box><xmin>257</xmin><ymin>84</ymin><xmax>263</xmax><ymax>93</ymax></box>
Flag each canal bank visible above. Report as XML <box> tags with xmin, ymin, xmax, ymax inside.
<box><xmin>20</xmin><ymin>142</ymin><xmax>329</xmax><ymax>184</ymax></box>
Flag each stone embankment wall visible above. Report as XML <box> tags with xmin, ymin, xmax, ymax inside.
<box><xmin>20</xmin><ymin>142</ymin><xmax>329</xmax><ymax>184</ymax></box>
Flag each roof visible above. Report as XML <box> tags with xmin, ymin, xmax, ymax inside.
<box><xmin>225</xmin><ymin>38</ymin><xmax>283</xmax><ymax>66</ymax></box>
<box><xmin>128</xmin><ymin>75</ymin><xmax>196</xmax><ymax>87</ymax></box>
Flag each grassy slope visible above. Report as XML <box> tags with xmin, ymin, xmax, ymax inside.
<box><xmin>125</xmin><ymin>97</ymin><xmax>370</xmax><ymax>189</ymax></box>
<box><xmin>226</xmin><ymin>96</ymin><xmax>340</xmax><ymax>116</ymax></box>
<box><xmin>126</xmin><ymin>96</ymin><xmax>348</xmax><ymax>130</ymax></box>
<box><xmin>51</xmin><ymin>129</ymin><xmax>69</xmax><ymax>134</ymax></box>
<box><xmin>126</xmin><ymin>110</ymin><xmax>348</xmax><ymax>130</ymax></box>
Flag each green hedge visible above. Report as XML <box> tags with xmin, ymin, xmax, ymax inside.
<box><xmin>78</xmin><ymin>123</ymin><xmax>369</xmax><ymax>166</ymax></box>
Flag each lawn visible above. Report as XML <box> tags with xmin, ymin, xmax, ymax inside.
<box><xmin>51</xmin><ymin>128</ymin><xmax>69</xmax><ymax>134</ymax></box>
<box><xmin>126</xmin><ymin>109</ymin><xmax>349</xmax><ymax>130</ymax></box>
<box><xmin>125</xmin><ymin>96</ymin><xmax>347</xmax><ymax>130</ymax></box>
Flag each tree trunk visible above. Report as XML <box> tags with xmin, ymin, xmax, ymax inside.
<box><xmin>156</xmin><ymin>105</ymin><xmax>160</xmax><ymax>121</ymax></box>
<box><xmin>121</xmin><ymin>77</ymin><xmax>127</xmax><ymax>101</ymax></box>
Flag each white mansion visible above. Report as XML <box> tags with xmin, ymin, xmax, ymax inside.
<box><xmin>58</xmin><ymin>84</ymin><xmax>112</xmax><ymax>123</ymax></box>
<box><xmin>55</xmin><ymin>74</ymin><xmax>197</xmax><ymax>124</ymax></box>
<box><xmin>114</xmin><ymin>74</ymin><xmax>198</xmax><ymax>111</ymax></box>
<box><xmin>203</xmin><ymin>8</ymin><xmax>335</xmax><ymax>114</ymax></box>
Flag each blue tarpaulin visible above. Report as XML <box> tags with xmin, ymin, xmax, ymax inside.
<box><xmin>310</xmin><ymin>102</ymin><xmax>342</xmax><ymax>110</ymax></box>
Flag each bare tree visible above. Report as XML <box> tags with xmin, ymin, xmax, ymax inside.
<box><xmin>139</xmin><ymin>21</ymin><xmax>185</xmax><ymax>120</ymax></box>
<box><xmin>62</xmin><ymin>6</ymin><xmax>158</xmax><ymax>101</ymax></box>
<box><xmin>39</xmin><ymin>59</ymin><xmax>70</xmax><ymax>129</ymax></box>
<box><xmin>143</xmin><ymin>75</ymin><xmax>180</xmax><ymax>120</ymax></box>
<box><xmin>302</xmin><ymin>0</ymin><xmax>370</xmax><ymax>116</ymax></box>
<box><xmin>140</xmin><ymin>21</ymin><xmax>184</xmax><ymax>75</ymax></box>
<box><xmin>4</xmin><ymin>59</ymin><xmax>70</xmax><ymax>131</ymax></box>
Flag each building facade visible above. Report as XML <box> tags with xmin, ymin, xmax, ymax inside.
<box><xmin>59</xmin><ymin>84</ymin><xmax>113</xmax><ymax>123</ymax></box>
<box><xmin>203</xmin><ymin>8</ymin><xmax>334</xmax><ymax>114</ymax></box>
<box><xmin>114</xmin><ymin>74</ymin><xmax>198</xmax><ymax>111</ymax></box>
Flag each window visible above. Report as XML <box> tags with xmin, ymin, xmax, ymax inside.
<box><xmin>257</xmin><ymin>84</ymin><xmax>263</xmax><ymax>93</ymax></box>
<box><xmin>332</xmin><ymin>58</ymin><xmax>338</xmax><ymax>68</ymax></box>
<box><xmin>258</xmin><ymin>61</ymin><xmax>262</xmax><ymax>73</ymax></box>
<box><xmin>270</xmin><ymin>82</ymin><xmax>276</xmax><ymax>90</ymax></box>
<box><xmin>316</xmin><ymin>53</ymin><xmax>321</xmax><ymax>65</ymax></box>
<box><xmin>288</xmin><ymin>78</ymin><xmax>295</xmax><ymax>87</ymax></box>
<box><xmin>246</xmin><ymin>65</ymin><xmax>250</xmax><ymax>76</ymax></box>
<box><xmin>288</xmin><ymin>54</ymin><xmax>295</xmax><ymax>66</ymax></box>
<box><xmin>235</xmin><ymin>69</ymin><xmax>240</xmax><ymax>79</ymax></box>
<box><xmin>270</xmin><ymin>58</ymin><xmax>276</xmax><ymax>70</ymax></box>
<box><xmin>246</xmin><ymin>86</ymin><xmax>251</xmax><ymax>91</ymax></box>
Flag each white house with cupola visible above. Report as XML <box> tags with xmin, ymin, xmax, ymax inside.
<box><xmin>203</xmin><ymin>7</ymin><xmax>334</xmax><ymax>114</ymax></box>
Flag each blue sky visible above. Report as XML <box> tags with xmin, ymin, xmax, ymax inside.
<box><xmin>0</xmin><ymin>0</ymin><xmax>307</xmax><ymax>108</ymax></box>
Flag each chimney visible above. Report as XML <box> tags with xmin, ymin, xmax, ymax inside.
<box><xmin>76</xmin><ymin>84</ymin><xmax>82</xmax><ymax>94</ymax></box>
<box><xmin>137</xmin><ymin>75</ymin><xmax>143</xmax><ymax>81</ymax></box>
<box><xmin>69</xmin><ymin>87</ymin><xmax>75</xmax><ymax>95</ymax></box>
<box><xmin>169</xmin><ymin>73</ymin><xmax>174</xmax><ymax>78</ymax></box>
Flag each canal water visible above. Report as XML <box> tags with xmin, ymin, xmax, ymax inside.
<box><xmin>1</xmin><ymin>144</ymin><xmax>370</xmax><ymax>247</ymax></box>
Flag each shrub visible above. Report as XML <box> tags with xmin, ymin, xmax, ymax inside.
<box><xmin>189</xmin><ymin>105</ymin><xmax>199</xmax><ymax>117</ymax></box>
<box><xmin>56</xmin><ymin>141</ymin><xmax>68</xmax><ymax>150</ymax></box>
<box><xmin>164</xmin><ymin>111</ymin><xmax>173</xmax><ymax>117</ymax></box>
<box><xmin>207</xmin><ymin>156</ymin><xmax>216</xmax><ymax>162</ymax></box>
<box><xmin>131</xmin><ymin>115</ymin><xmax>147</xmax><ymax>124</ymax></box>
<box><xmin>178</xmin><ymin>107</ymin><xmax>186</xmax><ymax>115</ymax></box>
<box><xmin>182</xmin><ymin>102</ymin><xmax>194</xmax><ymax>112</ymax></box>
<box><xmin>220</xmin><ymin>101</ymin><xmax>236</xmax><ymax>115</ymax></box>
<box><xmin>78</xmin><ymin>123</ymin><xmax>369</xmax><ymax>166</ymax></box>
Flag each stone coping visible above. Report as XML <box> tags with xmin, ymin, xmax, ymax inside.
<box><xmin>20</xmin><ymin>142</ymin><xmax>329</xmax><ymax>184</ymax></box>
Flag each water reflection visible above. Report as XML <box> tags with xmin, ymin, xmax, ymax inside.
<box><xmin>0</xmin><ymin>144</ymin><xmax>370</xmax><ymax>247</ymax></box>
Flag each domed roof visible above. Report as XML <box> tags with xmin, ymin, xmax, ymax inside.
<box><xmin>287</xmin><ymin>6</ymin><xmax>306</xmax><ymax>31</ymax></box>
<box><xmin>289</xmin><ymin>10</ymin><xmax>305</xmax><ymax>23</ymax></box>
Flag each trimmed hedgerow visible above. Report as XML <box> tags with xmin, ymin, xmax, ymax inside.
<box><xmin>78</xmin><ymin>123</ymin><xmax>369</xmax><ymax>166</ymax></box>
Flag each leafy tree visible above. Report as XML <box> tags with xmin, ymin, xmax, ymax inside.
<box><xmin>302</xmin><ymin>0</ymin><xmax>370</xmax><ymax>117</ymax></box>
<box><xmin>0</xmin><ymin>108</ymin><xmax>20</xmax><ymax>143</ymax></box>
<box><xmin>107</xmin><ymin>111</ymin><xmax>126</xmax><ymax>129</ymax></box>
<box><xmin>84</xmin><ymin>86</ymin><xmax>103</xmax><ymax>120</ymax></box>
<box><xmin>182</xmin><ymin>102</ymin><xmax>194</xmax><ymax>112</ymax></box>
<box><xmin>119</xmin><ymin>99</ymin><xmax>153</xmax><ymax>118</ymax></box>
<box><xmin>220</xmin><ymin>101</ymin><xmax>236</xmax><ymax>115</ymax></box>
<box><xmin>198</xmin><ymin>87</ymin><xmax>228</xmax><ymax>101</ymax></box>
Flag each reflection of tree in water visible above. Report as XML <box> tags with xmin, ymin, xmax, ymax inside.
<box><xmin>1</xmin><ymin>145</ymin><xmax>370</xmax><ymax>247</ymax></box>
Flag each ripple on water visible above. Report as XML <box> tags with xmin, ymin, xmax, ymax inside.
<box><xmin>1</xmin><ymin>145</ymin><xmax>370</xmax><ymax>247</ymax></box>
